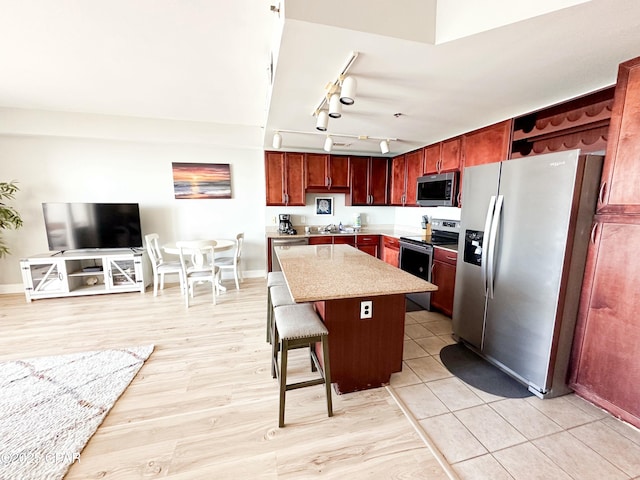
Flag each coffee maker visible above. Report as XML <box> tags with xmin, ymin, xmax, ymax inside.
<box><xmin>278</xmin><ymin>214</ymin><xmax>296</xmax><ymax>234</ymax></box>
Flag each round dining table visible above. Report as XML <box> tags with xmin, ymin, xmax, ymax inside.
<box><xmin>163</xmin><ymin>239</ymin><xmax>235</xmax><ymax>291</ymax></box>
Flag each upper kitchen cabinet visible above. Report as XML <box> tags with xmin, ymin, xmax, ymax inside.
<box><xmin>389</xmin><ymin>150</ymin><xmax>423</xmax><ymax>206</ymax></box>
<box><xmin>598</xmin><ymin>56</ymin><xmax>640</xmax><ymax>214</ymax></box>
<box><xmin>264</xmin><ymin>151</ymin><xmax>305</xmax><ymax>206</ymax></box>
<box><xmin>511</xmin><ymin>87</ymin><xmax>614</xmax><ymax>160</ymax></box>
<box><xmin>462</xmin><ymin>120</ymin><xmax>512</xmax><ymax>167</ymax></box>
<box><xmin>424</xmin><ymin>139</ymin><xmax>461</xmax><ymax>174</ymax></box>
<box><xmin>347</xmin><ymin>156</ymin><xmax>389</xmax><ymax>206</ymax></box>
<box><xmin>305</xmin><ymin>153</ymin><xmax>350</xmax><ymax>192</ymax></box>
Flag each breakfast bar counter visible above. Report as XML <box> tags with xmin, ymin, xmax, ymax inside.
<box><xmin>275</xmin><ymin>244</ymin><xmax>437</xmax><ymax>393</ymax></box>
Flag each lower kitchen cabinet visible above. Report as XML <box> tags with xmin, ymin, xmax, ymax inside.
<box><xmin>430</xmin><ymin>247</ymin><xmax>457</xmax><ymax>317</ymax></box>
<box><xmin>569</xmin><ymin>216</ymin><xmax>640</xmax><ymax>428</ymax></box>
<box><xmin>356</xmin><ymin>235</ymin><xmax>379</xmax><ymax>257</ymax></box>
<box><xmin>381</xmin><ymin>236</ymin><xmax>400</xmax><ymax>267</ymax></box>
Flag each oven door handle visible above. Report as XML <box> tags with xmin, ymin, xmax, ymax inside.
<box><xmin>486</xmin><ymin>194</ymin><xmax>503</xmax><ymax>300</ymax></box>
<box><xmin>481</xmin><ymin>195</ymin><xmax>496</xmax><ymax>297</ymax></box>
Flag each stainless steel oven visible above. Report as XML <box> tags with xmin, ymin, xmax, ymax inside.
<box><xmin>399</xmin><ymin>239</ymin><xmax>434</xmax><ymax>310</ymax></box>
<box><xmin>399</xmin><ymin>218</ymin><xmax>461</xmax><ymax>310</ymax></box>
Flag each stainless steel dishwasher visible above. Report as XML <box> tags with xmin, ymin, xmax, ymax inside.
<box><xmin>270</xmin><ymin>237</ymin><xmax>309</xmax><ymax>271</ymax></box>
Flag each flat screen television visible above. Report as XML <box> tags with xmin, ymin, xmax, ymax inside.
<box><xmin>42</xmin><ymin>203</ymin><xmax>143</xmax><ymax>251</ymax></box>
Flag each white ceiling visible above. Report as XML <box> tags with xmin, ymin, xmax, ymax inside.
<box><xmin>2</xmin><ymin>0</ymin><xmax>640</xmax><ymax>156</ymax></box>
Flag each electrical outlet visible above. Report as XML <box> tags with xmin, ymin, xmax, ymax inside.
<box><xmin>271</xmin><ymin>216</ymin><xmax>276</xmax><ymax>225</ymax></box>
<box><xmin>360</xmin><ymin>300</ymin><xmax>372</xmax><ymax>319</ymax></box>
<box><xmin>300</xmin><ymin>216</ymin><xmax>306</xmax><ymax>224</ymax></box>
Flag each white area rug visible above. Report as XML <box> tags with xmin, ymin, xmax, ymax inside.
<box><xmin>0</xmin><ymin>345</ymin><xmax>154</xmax><ymax>480</ymax></box>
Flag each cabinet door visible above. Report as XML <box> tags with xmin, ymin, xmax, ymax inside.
<box><xmin>348</xmin><ymin>156</ymin><xmax>369</xmax><ymax>205</ymax></box>
<box><xmin>369</xmin><ymin>157</ymin><xmax>389</xmax><ymax>205</ymax></box>
<box><xmin>106</xmin><ymin>256</ymin><xmax>140</xmax><ymax>290</ymax></box>
<box><xmin>381</xmin><ymin>236</ymin><xmax>399</xmax><ymax>267</ymax></box>
<box><xmin>570</xmin><ymin>219</ymin><xmax>640</xmax><ymax>427</ymax></box>
<box><xmin>440</xmin><ymin>137</ymin><xmax>461</xmax><ymax>172</ymax></box>
<box><xmin>357</xmin><ymin>235</ymin><xmax>380</xmax><ymax>258</ymax></box>
<box><xmin>284</xmin><ymin>153</ymin><xmax>305</xmax><ymax>206</ymax></box>
<box><xmin>21</xmin><ymin>259</ymin><xmax>68</xmax><ymax>300</ymax></box>
<box><xmin>389</xmin><ymin>155</ymin><xmax>407</xmax><ymax>205</ymax></box>
<box><xmin>423</xmin><ymin>144</ymin><xmax>441</xmax><ymax>174</ymax></box>
<box><xmin>462</xmin><ymin>120</ymin><xmax>512</xmax><ymax>168</ymax></box>
<box><xmin>265</xmin><ymin>151</ymin><xmax>285</xmax><ymax>205</ymax></box>
<box><xmin>404</xmin><ymin>150</ymin><xmax>424</xmax><ymax>206</ymax></box>
<box><xmin>599</xmin><ymin>56</ymin><xmax>640</xmax><ymax>214</ymax></box>
<box><xmin>306</xmin><ymin>153</ymin><xmax>329</xmax><ymax>190</ymax></box>
<box><xmin>430</xmin><ymin>248</ymin><xmax>457</xmax><ymax>317</ymax></box>
<box><xmin>308</xmin><ymin>236</ymin><xmax>332</xmax><ymax>245</ymax></box>
<box><xmin>328</xmin><ymin>155</ymin><xmax>350</xmax><ymax>190</ymax></box>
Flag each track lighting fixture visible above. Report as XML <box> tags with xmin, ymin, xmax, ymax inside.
<box><xmin>339</xmin><ymin>76</ymin><xmax>357</xmax><ymax>105</ymax></box>
<box><xmin>271</xmin><ymin>129</ymin><xmax>396</xmax><ymax>153</ymax></box>
<box><xmin>315</xmin><ymin>110</ymin><xmax>329</xmax><ymax>131</ymax></box>
<box><xmin>272</xmin><ymin>132</ymin><xmax>282</xmax><ymax>149</ymax></box>
<box><xmin>328</xmin><ymin>93</ymin><xmax>342</xmax><ymax>118</ymax></box>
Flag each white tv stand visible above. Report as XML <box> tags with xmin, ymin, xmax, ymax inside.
<box><xmin>20</xmin><ymin>249</ymin><xmax>150</xmax><ymax>302</ymax></box>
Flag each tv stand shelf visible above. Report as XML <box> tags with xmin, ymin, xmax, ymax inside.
<box><xmin>20</xmin><ymin>249</ymin><xmax>150</xmax><ymax>302</ymax></box>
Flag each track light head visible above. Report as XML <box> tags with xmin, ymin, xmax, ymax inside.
<box><xmin>323</xmin><ymin>136</ymin><xmax>333</xmax><ymax>152</ymax></box>
<box><xmin>272</xmin><ymin>132</ymin><xmax>282</xmax><ymax>149</ymax></box>
<box><xmin>380</xmin><ymin>139</ymin><xmax>390</xmax><ymax>154</ymax></box>
<box><xmin>315</xmin><ymin>110</ymin><xmax>329</xmax><ymax>131</ymax></box>
<box><xmin>340</xmin><ymin>76</ymin><xmax>357</xmax><ymax>105</ymax></box>
<box><xmin>328</xmin><ymin>93</ymin><xmax>342</xmax><ymax>119</ymax></box>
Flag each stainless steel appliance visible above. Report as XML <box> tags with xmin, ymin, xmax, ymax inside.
<box><xmin>271</xmin><ymin>237</ymin><xmax>309</xmax><ymax>271</ymax></box>
<box><xmin>278</xmin><ymin>214</ymin><xmax>296</xmax><ymax>234</ymax></box>
<box><xmin>453</xmin><ymin>150</ymin><xmax>603</xmax><ymax>398</ymax></box>
<box><xmin>399</xmin><ymin>218</ymin><xmax>460</xmax><ymax>309</ymax></box>
<box><xmin>417</xmin><ymin>172</ymin><xmax>458</xmax><ymax>207</ymax></box>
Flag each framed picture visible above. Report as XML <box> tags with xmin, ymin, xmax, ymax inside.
<box><xmin>315</xmin><ymin>196</ymin><xmax>333</xmax><ymax>216</ymax></box>
<box><xmin>172</xmin><ymin>162</ymin><xmax>232</xmax><ymax>199</ymax></box>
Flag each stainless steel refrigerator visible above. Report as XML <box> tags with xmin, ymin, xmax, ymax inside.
<box><xmin>452</xmin><ymin>150</ymin><xmax>603</xmax><ymax>398</ymax></box>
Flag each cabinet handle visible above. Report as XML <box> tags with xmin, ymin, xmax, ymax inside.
<box><xmin>597</xmin><ymin>181</ymin><xmax>607</xmax><ymax>206</ymax></box>
<box><xmin>446</xmin><ymin>256</ymin><xmax>456</xmax><ymax>261</ymax></box>
<box><xmin>590</xmin><ymin>222</ymin><xmax>599</xmax><ymax>244</ymax></box>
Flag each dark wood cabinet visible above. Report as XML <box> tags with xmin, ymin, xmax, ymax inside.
<box><xmin>306</xmin><ymin>153</ymin><xmax>350</xmax><ymax>192</ymax></box>
<box><xmin>569</xmin><ymin>217</ymin><xmax>640</xmax><ymax>428</ymax></box>
<box><xmin>308</xmin><ymin>236</ymin><xmax>333</xmax><ymax>245</ymax></box>
<box><xmin>423</xmin><ymin>144</ymin><xmax>440</xmax><ymax>174</ymax></box>
<box><xmin>264</xmin><ymin>151</ymin><xmax>305</xmax><ymax>206</ymax></box>
<box><xmin>381</xmin><ymin>236</ymin><xmax>399</xmax><ymax>268</ymax></box>
<box><xmin>348</xmin><ymin>156</ymin><xmax>389</xmax><ymax>206</ymax></box>
<box><xmin>356</xmin><ymin>235</ymin><xmax>380</xmax><ymax>258</ymax></box>
<box><xmin>440</xmin><ymin>137</ymin><xmax>462</xmax><ymax>172</ymax></box>
<box><xmin>598</xmin><ymin>57</ymin><xmax>640</xmax><ymax>214</ymax></box>
<box><xmin>389</xmin><ymin>150</ymin><xmax>423</xmax><ymax>206</ymax></box>
<box><xmin>462</xmin><ymin>120</ymin><xmax>512</xmax><ymax>168</ymax></box>
<box><xmin>430</xmin><ymin>247</ymin><xmax>457</xmax><ymax>317</ymax></box>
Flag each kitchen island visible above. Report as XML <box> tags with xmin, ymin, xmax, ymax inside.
<box><xmin>275</xmin><ymin>244</ymin><xmax>437</xmax><ymax>393</ymax></box>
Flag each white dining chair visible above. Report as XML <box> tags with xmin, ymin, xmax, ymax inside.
<box><xmin>145</xmin><ymin>233</ymin><xmax>185</xmax><ymax>296</ymax></box>
<box><xmin>217</xmin><ymin>232</ymin><xmax>244</xmax><ymax>290</ymax></box>
<box><xmin>176</xmin><ymin>240</ymin><xmax>220</xmax><ymax>308</ymax></box>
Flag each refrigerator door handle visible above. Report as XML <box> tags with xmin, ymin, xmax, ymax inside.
<box><xmin>481</xmin><ymin>195</ymin><xmax>497</xmax><ymax>295</ymax></box>
<box><xmin>486</xmin><ymin>194</ymin><xmax>504</xmax><ymax>299</ymax></box>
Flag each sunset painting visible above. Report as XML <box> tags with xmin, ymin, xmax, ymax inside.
<box><xmin>172</xmin><ymin>163</ymin><xmax>232</xmax><ymax>199</ymax></box>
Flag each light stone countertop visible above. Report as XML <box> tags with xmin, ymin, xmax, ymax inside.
<box><xmin>275</xmin><ymin>244</ymin><xmax>437</xmax><ymax>303</ymax></box>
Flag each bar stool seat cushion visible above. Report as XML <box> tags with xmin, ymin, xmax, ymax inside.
<box><xmin>275</xmin><ymin>304</ymin><xmax>328</xmax><ymax>340</ymax></box>
<box><xmin>270</xmin><ymin>285</ymin><xmax>295</xmax><ymax>307</ymax></box>
<box><xmin>267</xmin><ymin>271</ymin><xmax>286</xmax><ymax>287</ymax></box>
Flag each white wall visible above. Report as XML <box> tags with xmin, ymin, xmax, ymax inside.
<box><xmin>0</xmin><ymin>131</ymin><xmax>266</xmax><ymax>290</ymax></box>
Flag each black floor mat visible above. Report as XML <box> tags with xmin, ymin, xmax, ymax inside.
<box><xmin>439</xmin><ymin>343</ymin><xmax>533</xmax><ymax>399</ymax></box>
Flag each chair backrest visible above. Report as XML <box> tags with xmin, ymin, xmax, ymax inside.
<box><xmin>145</xmin><ymin>233</ymin><xmax>162</xmax><ymax>268</ymax></box>
<box><xmin>176</xmin><ymin>240</ymin><xmax>217</xmax><ymax>276</ymax></box>
<box><xmin>234</xmin><ymin>233</ymin><xmax>244</xmax><ymax>265</ymax></box>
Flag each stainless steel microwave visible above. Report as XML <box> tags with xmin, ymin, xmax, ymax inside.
<box><xmin>416</xmin><ymin>172</ymin><xmax>458</xmax><ymax>207</ymax></box>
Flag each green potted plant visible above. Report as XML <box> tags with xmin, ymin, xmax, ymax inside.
<box><xmin>0</xmin><ymin>181</ymin><xmax>23</xmax><ymax>258</ymax></box>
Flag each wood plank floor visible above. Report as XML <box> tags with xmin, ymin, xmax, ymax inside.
<box><xmin>0</xmin><ymin>279</ymin><xmax>451</xmax><ymax>479</ymax></box>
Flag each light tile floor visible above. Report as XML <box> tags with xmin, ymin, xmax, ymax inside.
<box><xmin>390</xmin><ymin>309</ymin><xmax>640</xmax><ymax>480</ymax></box>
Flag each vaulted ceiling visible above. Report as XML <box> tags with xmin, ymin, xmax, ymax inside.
<box><xmin>2</xmin><ymin>0</ymin><xmax>640</xmax><ymax>156</ymax></box>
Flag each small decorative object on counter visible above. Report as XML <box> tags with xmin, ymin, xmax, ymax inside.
<box><xmin>354</xmin><ymin>214</ymin><xmax>362</xmax><ymax>230</ymax></box>
<box><xmin>338</xmin><ymin>222</ymin><xmax>343</xmax><ymax>232</ymax></box>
